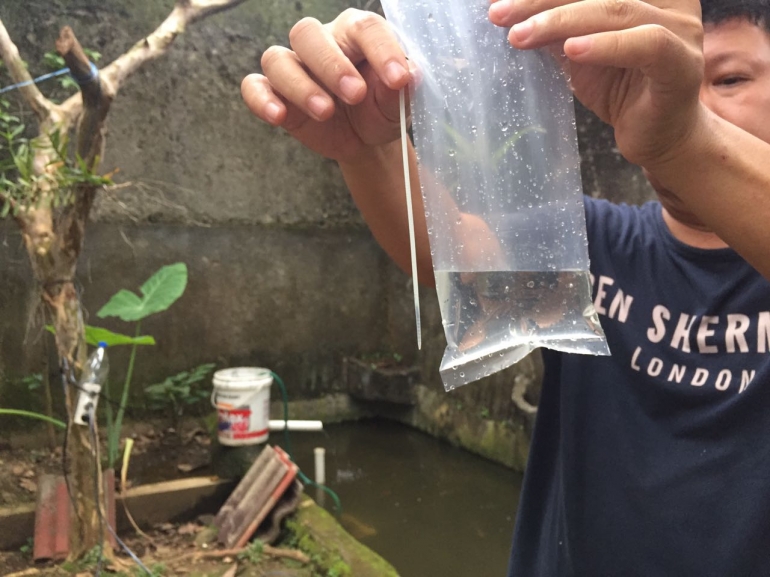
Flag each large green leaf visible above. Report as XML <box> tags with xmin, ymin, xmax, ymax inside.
<box><xmin>85</xmin><ymin>326</ymin><xmax>156</xmax><ymax>347</ymax></box>
<box><xmin>45</xmin><ymin>325</ymin><xmax>156</xmax><ymax>347</ymax></box>
<box><xmin>97</xmin><ymin>262</ymin><xmax>188</xmax><ymax>322</ymax></box>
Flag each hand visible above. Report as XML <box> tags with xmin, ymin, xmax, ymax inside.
<box><xmin>241</xmin><ymin>9</ymin><xmax>412</xmax><ymax>164</ymax></box>
<box><xmin>489</xmin><ymin>0</ymin><xmax>705</xmax><ymax>169</ymax></box>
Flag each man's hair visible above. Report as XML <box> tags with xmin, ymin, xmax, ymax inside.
<box><xmin>700</xmin><ymin>0</ymin><xmax>770</xmax><ymax>32</ymax></box>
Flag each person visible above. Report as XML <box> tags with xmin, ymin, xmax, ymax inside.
<box><xmin>242</xmin><ymin>0</ymin><xmax>770</xmax><ymax>574</ymax></box>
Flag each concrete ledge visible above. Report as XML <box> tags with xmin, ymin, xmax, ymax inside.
<box><xmin>0</xmin><ymin>502</ymin><xmax>35</xmax><ymax>551</ymax></box>
<box><xmin>0</xmin><ymin>477</ymin><xmax>236</xmax><ymax>551</ymax></box>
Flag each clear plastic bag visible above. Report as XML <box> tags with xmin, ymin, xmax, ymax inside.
<box><xmin>380</xmin><ymin>0</ymin><xmax>610</xmax><ymax>390</ymax></box>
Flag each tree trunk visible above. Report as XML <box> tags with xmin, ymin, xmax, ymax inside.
<box><xmin>1</xmin><ymin>0</ymin><xmax>249</xmax><ymax>559</ymax></box>
<box><xmin>18</xmin><ymin>188</ymin><xmax>107</xmax><ymax>557</ymax></box>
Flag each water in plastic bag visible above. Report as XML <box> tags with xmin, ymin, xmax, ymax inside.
<box><xmin>380</xmin><ymin>0</ymin><xmax>610</xmax><ymax>389</ymax></box>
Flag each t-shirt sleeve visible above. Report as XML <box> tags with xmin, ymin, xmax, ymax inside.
<box><xmin>583</xmin><ymin>195</ymin><xmax>644</xmax><ymax>263</ymax></box>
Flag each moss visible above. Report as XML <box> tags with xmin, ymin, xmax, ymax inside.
<box><xmin>454</xmin><ymin>417</ymin><xmax>526</xmax><ymax>470</ymax></box>
<box><xmin>281</xmin><ymin>498</ymin><xmax>398</xmax><ymax>577</ymax></box>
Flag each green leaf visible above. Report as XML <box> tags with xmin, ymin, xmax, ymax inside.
<box><xmin>85</xmin><ymin>326</ymin><xmax>156</xmax><ymax>347</ymax></box>
<box><xmin>60</xmin><ymin>76</ymin><xmax>77</xmax><ymax>91</ymax></box>
<box><xmin>443</xmin><ymin>122</ymin><xmax>477</xmax><ymax>162</ymax></box>
<box><xmin>43</xmin><ymin>51</ymin><xmax>65</xmax><ymax>70</ymax></box>
<box><xmin>83</xmin><ymin>48</ymin><xmax>102</xmax><ymax>62</ymax></box>
<box><xmin>491</xmin><ymin>125</ymin><xmax>547</xmax><ymax>164</ymax></box>
<box><xmin>97</xmin><ymin>263</ymin><xmax>188</xmax><ymax>322</ymax></box>
<box><xmin>45</xmin><ymin>324</ymin><xmax>156</xmax><ymax>346</ymax></box>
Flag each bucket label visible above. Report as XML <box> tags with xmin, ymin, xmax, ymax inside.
<box><xmin>218</xmin><ymin>408</ymin><xmax>268</xmax><ymax>440</ymax></box>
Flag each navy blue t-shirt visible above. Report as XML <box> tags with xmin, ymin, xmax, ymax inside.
<box><xmin>508</xmin><ymin>198</ymin><xmax>770</xmax><ymax>577</ymax></box>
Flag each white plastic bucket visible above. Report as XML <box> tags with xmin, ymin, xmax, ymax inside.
<box><xmin>212</xmin><ymin>367</ymin><xmax>273</xmax><ymax>446</ymax></box>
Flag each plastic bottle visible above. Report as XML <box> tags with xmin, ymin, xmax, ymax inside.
<box><xmin>73</xmin><ymin>341</ymin><xmax>109</xmax><ymax>426</ymax></box>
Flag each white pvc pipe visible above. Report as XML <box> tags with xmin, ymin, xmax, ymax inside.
<box><xmin>268</xmin><ymin>419</ymin><xmax>323</xmax><ymax>432</ymax></box>
<box><xmin>314</xmin><ymin>447</ymin><xmax>326</xmax><ymax>485</ymax></box>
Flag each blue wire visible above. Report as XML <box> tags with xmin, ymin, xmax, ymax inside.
<box><xmin>0</xmin><ymin>67</ymin><xmax>71</xmax><ymax>94</ymax></box>
<box><xmin>71</xmin><ymin>62</ymin><xmax>99</xmax><ymax>86</ymax></box>
<box><xmin>106</xmin><ymin>523</ymin><xmax>153</xmax><ymax>576</ymax></box>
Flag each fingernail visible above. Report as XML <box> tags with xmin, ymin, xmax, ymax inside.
<box><xmin>385</xmin><ymin>61</ymin><xmax>407</xmax><ymax>86</ymax></box>
<box><xmin>308</xmin><ymin>95</ymin><xmax>328</xmax><ymax>119</ymax></box>
<box><xmin>265</xmin><ymin>102</ymin><xmax>281</xmax><ymax>123</ymax></box>
<box><xmin>339</xmin><ymin>75</ymin><xmax>363</xmax><ymax>102</ymax></box>
<box><xmin>489</xmin><ymin>1</ymin><xmax>511</xmax><ymax>21</ymax></box>
<box><xmin>567</xmin><ymin>36</ymin><xmax>592</xmax><ymax>56</ymax></box>
<box><xmin>512</xmin><ymin>19</ymin><xmax>534</xmax><ymax>42</ymax></box>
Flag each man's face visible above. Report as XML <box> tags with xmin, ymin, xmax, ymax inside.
<box><xmin>700</xmin><ymin>19</ymin><xmax>770</xmax><ymax>145</ymax></box>
<box><xmin>648</xmin><ymin>18</ymin><xmax>770</xmax><ymax>231</ymax></box>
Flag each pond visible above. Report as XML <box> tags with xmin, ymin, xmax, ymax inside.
<box><xmin>284</xmin><ymin>419</ymin><xmax>523</xmax><ymax>577</ymax></box>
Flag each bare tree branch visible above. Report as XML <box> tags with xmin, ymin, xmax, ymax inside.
<box><xmin>0</xmin><ymin>18</ymin><xmax>54</xmax><ymax>122</ymax></box>
<box><xmin>56</xmin><ymin>26</ymin><xmax>112</xmax><ymax>167</ymax></box>
<box><xmin>59</xmin><ymin>0</ymin><xmax>248</xmax><ymax>121</ymax></box>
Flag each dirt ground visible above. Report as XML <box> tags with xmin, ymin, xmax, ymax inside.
<box><xmin>0</xmin><ymin>418</ymin><xmax>214</xmax><ymax>509</ymax></box>
<box><xmin>0</xmin><ymin>517</ymin><xmax>316</xmax><ymax>576</ymax></box>
<box><xmin>0</xmin><ymin>419</ymin><xmax>347</xmax><ymax>577</ymax></box>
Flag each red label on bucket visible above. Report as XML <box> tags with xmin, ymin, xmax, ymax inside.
<box><xmin>218</xmin><ymin>408</ymin><xmax>268</xmax><ymax>440</ymax></box>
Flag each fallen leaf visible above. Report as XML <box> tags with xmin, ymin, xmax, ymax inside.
<box><xmin>12</xmin><ymin>465</ymin><xmax>24</xmax><ymax>476</ymax></box>
<box><xmin>195</xmin><ymin>526</ymin><xmax>219</xmax><ymax>546</ymax></box>
<box><xmin>183</xmin><ymin>427</ymin><xmax>206</xmax><ymax>443</ymax></box>
<box><xmin>177</xmin><ymin>522</ymin><xmax>200</xmax><ymax>535</ymax></box>
<box><xmin>4</xmin><ymin>568</ymin><xmax>41</xmax><ymax>576</ymax></box>
<box><xmin>19</xmin><ymin>478</ymin><xmax>37</xmax><ymax>493</ymax></box>
<box><xmin>23</xmin><ymin>469</ymin><xmax>35</xmax><ymax>478</ymax></box>
<box><xmin>177</xmin><ymin>457</ymin><xmax>209</xmax><ymax>473</ymax></box>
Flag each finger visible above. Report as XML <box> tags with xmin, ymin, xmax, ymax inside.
<box><xmin>289</xmin><ymin>17</ymin><xmax>368</xmax><ymax>106</ymax></box>
<box><xmin>241</xmin><ymin>74</ymin><xmax>288</xmax><ymax>126</ymax></box>
<box><xmin>507</xmin><ymin>0</ymin><xmax>668</xmax><ymax>49</ymax></box>
<box><xmin>564</xmin><ymin>25</ymin><xmax>702</xmax><ymax>87</ymax></box>
<box><xmin>330</xmin><ymin>9</ymin><xmax>411</xmax><ymax>91</ymax></box>
<box><xmin>489</xmin><ymin>0</ymin><xmax>575</xmax><ymax>28</ymax></box>
<box><xmin>260</xmin><ymin>45</ymin><xmax>335</xmax><ymax>122</ymax></box>
<box><xmin>241</xmin><ymin>73</ymin><xmax>316</xmax><ymax>134</ymax></box>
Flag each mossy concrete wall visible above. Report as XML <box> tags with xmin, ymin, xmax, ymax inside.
<box><xmin>0</xmin><ymin>1</ymin><xmax>654</xmax><ymax>468</ymax></box>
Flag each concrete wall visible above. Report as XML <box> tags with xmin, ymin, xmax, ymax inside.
<box><xmin>0</xmin><ymin>0</ymin><xmax>654</xmax><ymax>462</ymax></box>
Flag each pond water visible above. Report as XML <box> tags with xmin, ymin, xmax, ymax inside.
<box><xmin>283</xmin><ymin>419</ymin><xmax>523</xmax><ymax>577</ymax></box>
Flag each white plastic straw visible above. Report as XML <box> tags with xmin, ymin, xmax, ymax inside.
<box><xmin>400</xmin><ymin>86</ymin><xmax>422</xmax><ymax>350</ymax></box>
